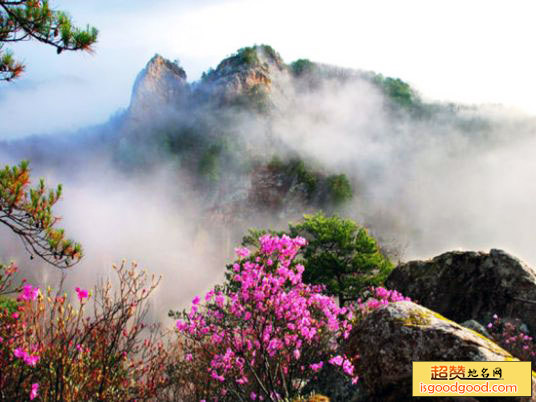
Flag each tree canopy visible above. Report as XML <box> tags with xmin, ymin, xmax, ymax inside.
<box><xmin>0</xmin><ymin>0</ymin><xmax>98</xmax><ymax>81</ymax></box>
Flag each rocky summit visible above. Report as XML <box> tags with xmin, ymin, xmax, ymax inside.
<box><xmin>128</xmin><ymin>54</ymin><xmax>188</xmax><ymax>118</ymax></box>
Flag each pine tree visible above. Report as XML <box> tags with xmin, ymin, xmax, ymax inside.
<box><xmin>288</xmin><ymin>212</ymin><xmax>393</xmax><ymax>307</ymax></box>
<box><xmin>0</xmin><ymin>161</ymin><xmax>83</xmax><ymax>268</ymax></box>
<box><xmin>0</xmin><ymin>0</ymin><xmax>98</xmax><ymax>81</ymax></box>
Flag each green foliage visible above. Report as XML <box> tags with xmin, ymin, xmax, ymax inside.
<box><xmin>372</xmin><ymin>75</ymin><xmax>414</xmax><ymax>107</ymax></box>
<box><xmin>290</xmin><ymin>59</ymin><xmax>316</xmax><ymax>76</ymax></box>
<box><xmin>235</xmin><ymin>46</ymin><xmax>259</xmax><ymax>65</ymax></box>
<box><xmin>0</xmin><ymin>0</ymin><xmax>98</xmax><ymax>81</ymax></box>
<box><xmin>238</xmin><ymin>213</ymin><xmax>393</xmax><ymax>307</ymax></box>
<box><xmin>0</xmin><ymin>161</ymin><xmax>82</xmax><ymax>268</ymax></box>
<box><xmin>198</xmin><ymin>144</ymin><xmax>222</xmax><ymax>182</ymax></box>
<box><xmin>0</xmin><ymin>295</ymin><xmax>18</xmax><ymax>314</ymax></box>
<box><xmin>326</xmin><ymin>174</ymin><xmax>353</xmax><ymax>205</ymax></box>
<box><xmin>267</xmin><ymin>157</ymin><xmax>319</xmax><ymax>201</ymax></box>
<box><xmin>288</xmin><ymin>212</ymin><xmax>393</xmax><ymax>306</ymax></box>
<box><xmin>263</xmin><ymin>157</ymin><xmax>353</xmax><ymax>207</ymax></box>
<box><xmin>200</xmin><ymin>67</ymin><xmax>215</xmax><ymax>81</ymax></box>
<box><xmin>294</xmin><ymin>159</ymin><xmax>318</xmax><ymax>196</ymax></box>
<box><xmin>241</xmin><ymin>82</ymin><xmax>270</xmax><ymax>112</ymax></box>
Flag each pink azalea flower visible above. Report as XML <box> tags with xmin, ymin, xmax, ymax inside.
<box><xmin>177</xmin><ymin>235</ymin><xmax>356</xmax><ymax>393</ymax></box>
<box><xmin>235</xmin><ymin>247</ymin><xmax>250</xmax><ymax>258</ymax></box>
<box><xmin>30</xmin><ymin>383</ymin><xmax>39</xmax><ymax>400</ymax></box>
<box><xmin>329</xmin><ymin>355</ymin><xmax>344</xmax><ymax>366</ymax></box>
<box><xmin>19</xmin><ymin>284</ymin><xmax>39</xmax><ymax>301</ymax></box>
<box><xmin>75</xmin><ymin>287</ymin><xmax>89</xmax><ymax>301</ymax></box>
<box><xmin>24</xmin><ymin>354</ymin><xmax>40</xmax><ymax>367</ymax></box>
<box><xmin>13</xmin><ymin>348</ymin><xmax>26</xmax><ymax>359</ymax></box>
<box><xmin>310</xmin><ymin>362</ymin><xmax>324</xmax><ymax>372</ymax></box>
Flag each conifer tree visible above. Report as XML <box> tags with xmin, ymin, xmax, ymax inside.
<box><xmin>0</xmin><ymin>161</ymin><xmax>82</xmax><ymax>268</ymax></box>
<box><xmin>241</xmin><ymin>213</ymin><xmax>393</xmax><ymax>307</ymax></box>
<box><xmin>0</xmin><ymin>0</ymin><xmax>98</xmax><ymax>81</ymax></box>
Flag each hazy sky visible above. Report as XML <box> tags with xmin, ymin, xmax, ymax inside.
<box><xmin>1</xmin><ymin>0</ymin><xmax>536</xmax><ymax>138</ymax></box>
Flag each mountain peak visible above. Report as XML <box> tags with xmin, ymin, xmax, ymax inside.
<box><xmin>199</xmin><ymin>45</ymin><xmax>288</xmax><ymax>107</ymax></box>
<box><xmin>129</xmin><ymin>54</ymin><xmax>188</xmax><ymax>117</ymax></box>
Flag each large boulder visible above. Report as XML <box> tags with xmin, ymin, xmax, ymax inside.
<box><xmin>386</xmin><ymin>249</ymin><xmax>536</xmax><ymax>335</ymax></box>
<box><xmin>345</xmin><ymin>301</ymin><xmax>534</xmax><ymax>401</ymax></box>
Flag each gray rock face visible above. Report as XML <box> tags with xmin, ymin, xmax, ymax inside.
<box><xmin>345</xmin><ymin>301</ymin><xmax>534</xmax><ymax>401</ymax></box>
<box><xmin>129</xmin><ymin>54</ymin><xmax>188</xmax><ymax>117</ymax></box>
<box><xmin>386</xmin><ymin>249</ymin><xmax>536</xmax><ymax>336</ymax></box>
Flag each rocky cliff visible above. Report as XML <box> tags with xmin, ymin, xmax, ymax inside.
<box><xmin>128</xmin><ymin>54</ymin><xmax>189</xmax><ymax>118</ymax></box>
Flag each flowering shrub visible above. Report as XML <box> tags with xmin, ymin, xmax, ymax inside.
<box><xmin>356</xmin><ymin>286</ymin><xmax>410</xmax><ymax>318</ymax></box>
<box><xmin>175</xmin><ymin>235</ymin><xmax>356</xmax><ymax>401</ymax></box>
<box><xmin>162</xmin><ymin>335</ymin><xmax>225</xmax><ymax>401</ymax></box>
<box><xmin>0</xmin><ymin>261</ymin><xmax>170</xmax><ymax>401</ymax></box>
<box><xmin>486</xmin><ymin>314</ymin><xmax>536</xmax><ymax>369</ymax></box>
<box><xmin>0</xmin><ymin>261</ymin><xmax>39</xmax><ymax>400</ymax></box>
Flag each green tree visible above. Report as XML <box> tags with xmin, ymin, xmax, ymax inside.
<box><xmin>326</xmin><ymin>174</ymin><xmax>353</xmax><ymax>205</ymax></box>
<box><xmin>240</xmin><ymin>213</ymin><xmax>393</xmax><ymax>307</ymax></box>
<box><xmin>0</xmin><ymin>161</ymin><xmax>82</xmax><ymax>268</ymax></box>
<box><xmin>0</xmin><ymin>0</ymin><xmax>98</xmax><ymax>81</ymax></box>
<box><xmin>288</xmin><ymin>213</ymin><xmax>392</xmax><ymax>306</ymax></box>
<box><xmin>289</xmin><ymin>58</ymin><xmax>316</xmax><ymax>76</ymax></box>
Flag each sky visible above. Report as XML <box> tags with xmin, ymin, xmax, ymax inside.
<box><xmin>1</xmin><ymin>0</ymin><xmax>536</xmax><ymax>138</ymax></box>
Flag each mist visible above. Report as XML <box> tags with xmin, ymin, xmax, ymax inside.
<box><xmin>2</xmin><ymin>53</ymin><xmax>536</xmax><ymax>323</ymax></box>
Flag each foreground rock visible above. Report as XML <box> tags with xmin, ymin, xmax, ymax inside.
<box><xmin>386</xmin><ymin>249</ymin><xmax>536</xmax><ymax>335</ymax></box>
<box><xmin>345</xmin><ymin>301</ymin><xmax>535</xmax><ymax>401</ymax></box>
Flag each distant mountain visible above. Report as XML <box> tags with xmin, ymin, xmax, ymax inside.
<box><xmin>5</xmin><ymin>45</ymin><xmax>536</xmax><ymax>260</ymax></box>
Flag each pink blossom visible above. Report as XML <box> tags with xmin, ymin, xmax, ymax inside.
<box><xmin>176</xmin><ymin>234</ymin><xmax>355</xmax><ymax>395</ymax></box>
<box><xmin>235</xmin><ymin>247</ymin><xmax>250</xmax><ymax>258</ymax></box>
<box><xmin>29</xmin><ymin>383</ymin><xmax>39</xmax><ymax>400</ymax></box>
<box><xmin>13</xmin><ymin>348</ymin><xmax>25</xmax><ymax>359</ymax></box>
<box><xmin>75</xmin><ymin>287</ymin><xmax>89</xmax><ymax>301</ymax></box>
<box><xmin>310</xmin><ymin>362</ymin><xmax>324</xmax><ymax>372</ymax></box>
<box><xmin>343</xmin><ymin>359</ymin><xmax>354</xmax><ymax>376</ymax></box>
<box><xmin>19</xmin><ymin>284</ymin><xmax>39</xmax><ymax>301</ymax></box>
<box><xmin>329</xmin><ymin>355</ymin><xmax>344</xmax><ymax>366</ymax></box>
<box><xmin>24</xmin><ymin>354</ymin><xmax>40</xmax><ymax>367</ymax></box>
